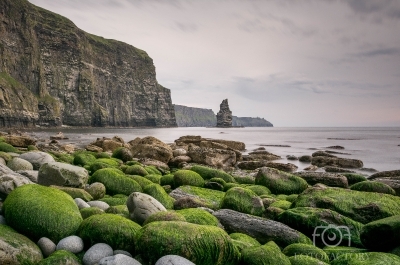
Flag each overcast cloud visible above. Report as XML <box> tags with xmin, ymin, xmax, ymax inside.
<box><xmin>28</xmin><ymin>0</ymin><xmax>400</xmax><ymax>126</ymax></box>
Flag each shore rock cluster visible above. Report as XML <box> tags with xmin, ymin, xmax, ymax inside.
<box><xmin>1</xmin><ymin>132</ymin><xmax>400</xmax><ymax>264</ymax></box>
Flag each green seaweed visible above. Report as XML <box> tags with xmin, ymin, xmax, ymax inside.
<box><xmin>190</xmin><ymin>165</ymin><xmax>236</xmax><ymax>183</ymax></box>
<box><xmin>221</xmin><ymin>187</ymin><xmax>265</xmax><ymax>216</ymax></box>
<box><xmin>176</xmin><ymin>208</ymin><xmax>219</xmax><ymax>226</ymax></box>
<box><xmin>174</xmin><ymin>170</ymin><xmax>205</xmax><ymax>188</ymax></box>
<box><xmin>143</xmin><ymin>211</ymin><xmax>186</xmax><ymax>225</ymax></box>
<box><xmin>350</xmin><ymin>181</ymin><xmax>396</xmax><ymax>195</ymax></box>
<box><xmin>241</xmin><ymin>241</ymin><xmax>291</xmax><ymax>265</ymax></box>
<box><xmin>38</xmin><ymin>250</ymin><xmax>81</xmax><ymax>265</ymax></box>
<box><xmin>80</xmin><ymin>207</ymin><xmax>105</xmax><ymax>219</ymax></box>
<box><xmin>175</xmin><ymin>185</ymin><xmax>225</xmax><ymax>210</ymax></box>
<box><xmin>0</xmin><ymin>142</ymin><xmax>17</xmax><ymax>152</ymax></box>
<box><xmin>125</xmin><ymin>165</ymin><xmax>148</xmax><ymax>176</ymax></box>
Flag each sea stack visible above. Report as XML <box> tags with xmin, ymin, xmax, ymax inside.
<box><xmin>216</xmin><ymin>99</ymin><xmax>232</xmax><ymax>128</ymax></box>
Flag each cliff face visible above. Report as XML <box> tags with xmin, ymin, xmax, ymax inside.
<box><xmin>0</xmin><ymin>0</ymin><xmax>176</xmax><ymax>127</ymax></box>
<box><xmin>174</xmin><ymin>105</ymin><xmax>273</xmax><ymax>127</ymax></box>
<box><xmin>173</xmin><ymin>104</ymin><xmax>216</xmax><ymax>127</ymax></box>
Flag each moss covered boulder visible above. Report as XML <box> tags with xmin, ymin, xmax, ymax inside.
<box><xmin>125</xmin><ymin>165</ymin><xmax>148</xmax><ymax>176</ymax></box>
<box><xmin>323</xmin><ymin>246</ymin><xmax>369</xmax><ymax>261</ymax></box>
<box><xmin>127</xmin><ymin>192</ymin><xmax>167</xmax><ymax>225</ymax></box>
<box><xmin>112</xmin><ymin>147</ymin><xmax>133</xmax><ymax>162</ymax></box>
<box><xmin>0</xmin><ymin>224</ymin><xmax>43</xmax><ymax>265</ymax></box>
<box><xmin>73</xmin><ymin>152</ymin><xmax>97</xmax><ymax>167</ymax></box>
<box><xmin>241</xmin><ymin>241</ymin><xmax>291</xmax><ymax>265</ymax></box>
<box><xmin>360</xmin><ymin>215</ymin><xmax>400</xmax><ymax>251</ymax></box>
<box><xmin>190</xmin><ymin>165</ymin><xmax>235</xmax><ymax>183</ymax></box>
<box><xmin>292</xmin><ymin>186</ymin><xmax>400</xmax><ymax>224</ymax></box>
<box><xmin>143</xmin><ymin>210</ymin><xmax>186</xmax><ymax>225</ymax></box>
<box><xmin>229</xmin><ymin>232</ymin><xmax>261</xmax><ymax>252</ymax></box>
<box><xmin>255</xmin><ymin>167</ymin><xmax>308</xmax><ymax>195</ymax></box>
<box><xmin>4</xmin><ymin>184</ymin><xmax>82</xmax><ymax>242</ymax></box>
<box><xmin>160</xmin><ymin>174</ymin><xmax>174</xmax><ymax>186</ymax></box>
<box><xmin>176</xmin><ymin>208</ymin><xmax>219</xmax><ymax>226</ymax></box>
<box><xmin>50</xmin><ymin>185</ymin><xmax>93</xmax><ymax>201</ymax></box>
<box><xmin>80</xmin><ymin>207</ymin><xmax>105</xmax><ymax>219</ymax></box>
<box><xmin>78</xmin><ymin>213</ymin><xmax>141</xmax><ymax>253</ymax></box>
<box><xmin>38</xmin><ymin>250</ymin><xmax>80</xmax><ymax>265</ymax></box>
<box><xmin>331</xmin><ymin>252</ymin><xmax>400</xmax><ymax>265</ymax></box>
<box><xmin>173</xmin><ymin>170</ymin><xmax>205</xmax><ymax>188</ymax></box>
<box><xmin>277</xmin><ymin>207</ymin><xmax>364</xmax><ymax>247</ymax></box>
<box><xmin>135</xmin><ymin>221</ymin><xmax>240</xmax><ymax>265</ymax></box>
<box><xmin>221</xmin><ymin>187</ymin><xmax>265</xmax><ymax>216</ymax></box>
<box><xmin>245</xmin><ymin>185</ymin><xmax>271</xmax><ymax>196</ymax></box>
<box><xmin>143</xmin><ymin>183</ymin><xmax>175</xmax><ymax>209</ymax></box>
<box><xmin>283</xmin><ymin>243</ymin><xmax>329</xmax><ymax>263</ymax></box>
<box><xmin>89</xmin><ymin>168</ymin><xmax>142</xmax><ymax>196</ymax></box>
<box><xmin>144</xmin><ymin>173</ymin><xmax>163</xmax><ymax>184</ymax></box>
<box><xmin>127</xmin><ymin>175</ymin><xmax>154</xmax><ymax>189</ymax></box>
<box><xmin>0</xmin><ymin>142</ymin><xmax>17</xmax><ymax>152</ymax></box>
<box><xmin>342</xmin><ymin>173</ymin><xmax>367</xmax><ymax>185</ymax></box>
<box><xmin>170</xmin><ymin>185</ymin><xmax>225</xmax><ymax>210</ymax></box>
<box><xmin>99</xmin><ymin>194</ymin><xmax>128</xmax><ymax>206</ymax></box>
<box><xmin>38</xmin><ymin>161</ymin><xmax>89</xmax><ymax>188</ymax></box>
<box><xmin>350</xmin><ymin>180</ymin><xmax>396</xmax><ymax>195</ymax></box>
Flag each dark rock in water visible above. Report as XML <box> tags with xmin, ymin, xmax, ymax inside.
<box><xmin>260</xmin><ymin>144</ymin><xmax>291</xmax><ymax>147</ymax></box>
<box><xmin>324</xmin><ymin>166</ymin><xmax>355</xmax><ymax>173</ymax></box>
<box><xmin>312</xmin><ymin>151</ymin><xmax>337</xmax><ymax>157</ymax></box>
<box><xmin>216</xmin><ymin>99</ymin><xmax>232</xmax><ymax>128</ymax></box>
<box><xmin>299</xmin><ymin>155</ymin><xmax>312</xmax><ymax>163</ymax></box>
<box><xmin>286</xmin><ymin>155</ymin><xmax>298</xmax><ymax>161</ymax></box>
<box><xmin>325</xmin><ymin>150</ymin><xmax>351</xmax><ymax>155</ymax></box>
<box><xmin>374</xmin><ymin>179</ymin><xmax>400</xmax><ymax>196</ymax></box>
<box><xmin>311</xmin><ymin>156</ymin><xmax>363</xmax><ymax>169</ymax></box>
<box><xmin>0</xmin><ymin>0</ymin><xmax>176</xmax><ymax>127</ymax></box>
<box><xmin>369</xmin><ymin>170</ymin><xmax>400</xmax><ymax>180</ymax></box>
<box><xmin>294</xmin><ymin>172</ymin><xmax>349</xmax><ymax>188</ymax></box>
<box><xmin>326</xmin><ymin>145</ymin><xmax>345</xmax><ymax>149</ymax></box>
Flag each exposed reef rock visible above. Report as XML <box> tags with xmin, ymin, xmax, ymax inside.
<box><xmin>216</xmin><ymin>99</ymin><xmax>232</xmax><ymax>128</ymax></box>
<box><xmin>0</xmin><ymin>0</ymin><xmax>176</xmax><ymax>127</ymax></box>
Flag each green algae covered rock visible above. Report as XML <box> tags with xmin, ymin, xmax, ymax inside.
<box><xmin>143</xmin><ymin>183</ymin><xmax>175</xmax><ymax>209</ymax></box>
<box><xmin>323</xmin><ymin>246</ymin><xmax>369</xmax><ymax>262</ymax></box>
<box><xmin>331</xmin><ymin>252</ymin><xmax>400</xmax><ymax>265</ymax></box>
<box><xmin>144</xmin><ymin>173</ymin><xmax>163</xmax><ymax>184</ymax></box>
<box><xmin>177</xmin><ymin>208</ymin><xmax>219</xmax><ymax>226</ymax></box>
<box><xmin>89</xmin><ymin>168</ymin><xmax>142</xmax><ymax>196</ymax></box>
<box><xmin>255</xmin><ymin>167</ymin><xmax>308</xmax><ymax>195</ymax></box>
<box><xmin>190</xmin><ymin>165</ymin><xmax>236</xmax><ymax>183</ymax></box>
<box><xmin>0</xmin><ymin>142</ymin><xmax>17</xmax><ymax>152</ymax></box>
<box><xmin>125</xmin><ymin>165</ymin><xmax>148</xmax><ymax>176</ymax></box>
<box><xmin>99</xmin><ymin>194</ymin><xmax>128</xmax><ymax>206</ymax></box>
<box><xmin>234</xmin><ymin>175</ymin><xmax>256</xmax><ymax>184</ymax></box>
<box><xmin>127</xmin><ymin>175</ymin><xmax>154</xmax><ymax>189</ymax></box>
<box><xmin>229</xmin><ymin>232</ymin><xmax>261</xmax><ymax>252</ymax></box>
<box><xmin>0</xmin><ymin>224</ymin><xmax>43</xmax><ymax>265</ymax></box>
<box><xmin>50</xmin><ymin>185</ymin><xmax>93</xmax><ymax>201</ymax></box>
<box><xmin>342</xmin><ymin>173</ymin><xmax>367</xmax><ymax>185</ymax></box>
<box><xmin>145</xmin><ymin>165</ymin><xmax>162</xmax><ymax>175</ymax></box>
<box><xmin>292</xmin><ymin>186</ymin><xmax>400</xmax><ymax>224</ymax></box>
<box><xmin>270</xmin><ymin>200</ymin><xmax>292</xmax><ymax>210</ymax></box>
<box><xmin>288</xmin><ymin>255</ymin><xmax>329</xmax><ymax>265</ymax></box>
<box><xmin>221</xmin><ymin>187</ymin><xmax>265</xmax><ymax>216</ymax></box>
<box><xmin>241</xmin><ymin>241</ymin><xmax>291</xmax><ymax>265</ymax></box>
<box><xmin>173</xmin><ymin>170</ymin><xmax>205</xmax><ymax>188</ymax></box>
<box><xmin>112</xmin><ymin>147</ymin><xmax>133</xmax><ymax>162</ymax></box>
<box><xmin>283</xmin><ymin>243</ymin><xmax>329</xmax><ymax>263</ymax></box>
<box><xmin>80</xmin><ymin>207</ymin><xmax>105</xmax><ymax>219</ymax></box>
<box><xmin>89</xmin><ymin>161</ymin><xmax>115</xmax><ymax>173</ymax></box>
<box><xmin>73</xmin><ymin>152</ymin><xmax>97</xmax><ymax>167</ymax></box>
<box><xmin>78</xmin><ymin>213</ymin><xmax>141</xmax><ymax>253</ymax></box>
<box><xmin>105</xmin><ymin>205</ymin><xmax>130</xmax><ymax>218</ymax></box>
<box><xmin>160</xmin><ymin>173</ymin><xmax>174</xmax><ymax>186</ymax></box>
<box><xmin>96</xmin><ymin>158</ymin><xmax>122</xmax><ymax>167</ymax></box>
<box><xmin>277</xmin><ymin>207</ymin><xmax>364</xmax><ymax>247</ymax></box>
<box><xmin>4</xmin><ymin>184</ymin><xmax>82</xmax><ymax>242</ymax></box>
<box><xmin>143</xmin><ymin>210</ymin><xmax>186</xmax><ymax>225</ymax></box>
<box><xmin>135</xmin><ymin>221</ymin><xmax>240</xmax><ymax>265</ymax></box>
<box><xmin>38</xmin><ymin>250</ymin><xmax>80</xmax><ymax>265</ymax></box>
<box><xmin>360</xmin><ymin>214</ymin><xmax>400</xmax><ymax>251</ymax></box>
<box><xmin>350</xmin><ymin>180</ymin><xmax>396</xmax><ymax>195</ymax></box>
<box><xmin>170</xmin><ymin>185</ymin><xmax>225</xmax><ymax>210</ymax></box>
<box><xmin>245</xmin><ymin>184</ymin><xmax>271</xmax><ymax>196</ymax></box>
<box><xmin>224</xmin><ymin>183</ymin><xmax>241</xmax><ymax>191</ymax></box>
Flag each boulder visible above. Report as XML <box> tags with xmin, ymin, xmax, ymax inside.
<box><xmin>17</xmin><ymin>170</ymin><xmax>39</xmax><ymax>183</ymax></box>
<box><xmin>0</xmin><ymin>170</ymin><xmax>33</xmax><ymax>197</ymax></box>
<box><xmin>255</xmin><ymin>167</ymin><xmax>309</xmax><ymax>195</ymax></box>
<box><xmin>135</xmin><ymin>221</ymin><xmax>240</xmax><ymax>265</ymax></box>
<box><xmin>187</xmin><ymin>144</ymin><xmax>236</xmax><ymax>168</ymax></box>
<box><xmin>86</xmin><ymin>144</ymin><xmax>103</xmax><ymax>153</ymax></box>
<box><xmin>369</xmin><ymin>169</ymin><xmax>400</xmax><ymax>180</ymax></box>
<box><xmin>131</xmin><ymin>136</ymin><xmax>173</xmax><ymax>163</ymax></box>
<box><xmin>78</xmin><ymin>213</ymin><xmax>141</xmax><ymax>253</ymax></box>
<box><xmin>168</xmin><ymin>155</ymin><xmax>192</xmax><ymax>167</ymax></box>
<box><xmin>143</xmin><ymin>183</ymin><xmax>175</xmax><ymax>209</ymax></box>
<box><xmin>7</xmin><ymin>157</ymin><xmax>33</xmax><ymax>171</ymax></box>
<box><xmin>74</xmin><ymin>198</ymin><xmax>90</xmax><ymax>209</ymax></box>
<box><xmin>288</xmin><ymin>255</ymin><xmax>329</xmax><ymax>265</ymax></box>
<box><xmin>221</xmin><ymin>187</ymin><xmax>264</xmax><ymax>216</ymax></box>
<box><xmin>126</xmin><ymin>192</ymin><xmax>167</xmax><ymax>225</ymax></box>
<box><xmin>84</xmin><ymin>182</ymin><xmax>106</xmax><ymax>200</ymax></box>
<box><xmin>246</xmin><ymin>150</ymin><xmax>281</xmax><ymax>161</ymax></box>
<box><xmin>38</xmin><ymin>162</ymin><xmax>89</xmax><ymax>188</ymax></box>
<box><xmin>173</xmin><ymin>148</ymin><xmax>187</xmax><ymax>157</ymax></box>
<box><xmin>19</xmin><ymin>151</ymin><xmax>55</xmax><ymax>170</ymax></box>
<box><xmin>299</xmin><ymin>155</ymin><xmax>313</xmax><ymax>162</ymax></box>
<box><xmin>190</xmin><ymin>165</ymin><xmax>235</xmax><ymax>182</ymax></box>
<box><xmin>90</xmin><ymin>137</ymin><xmax>124</xmax><ymax>152</ymax></box>
<box><xmin>155</xmin><ymin>255</ymin><xmax>195</xmax><ymax>265</ymax></box>
<box><xmin>241</xmin><ymin>241</ymin><xmax>291</xmax><ymax>265</ymax></box>
<box><xmin>331</xmin><ymin>252</ymin><xmax>400</xmax><ymax>265</ymax></box>
<box><xmin>38</xmin><ymin>250</ymin><xmax>81</xmax><ymax>265</ymax></box>
<box><xmin>277</xmin><ymin>207</ymin><xmax>364</xmax><ymax>247</ymax></box>
<box><xmin>263</xmin><ymin>162</ymin><xmax>298</xmax><ymax>173</ymax></box>
<box><xmin>37</xmin><ymin>237</ymin><xmax>56</xmax><ymax>258</ymax></box>
<box><xmin>173</xmin><ymin>170</ymin><xmax>205</xmax><ymax>188</ymax></box>
<box><xmin>360</xmin><ymin>215</ymin><xmax>400</xmax><ymax>251</ymax></box>
<box><xmin>237</xmin><ymin>160</ymin><xmax>270</xmax><ymax>170</ymax></box>
<box><xmin>324</xmin><ymin>166</ymin><xmax>355</xmax><ymax>173</ymax></box>
<box><xmin>51</xmin><ymin>185</ymin><xmax>93</xmax><ymax>201</ymax></box>
<box><xmin>294</xmin><ymin>172</ymin><xmax>349</xmax><ymax>188</ymax></box>
<box><xmin>0</xmin><ymin>224</ymin><xmax>43</xmax><ymax>264</ymax></box>
<box><xmin>350</xmin><ymin>180</ymin><xmax>396</xmax><ymax>195</ymax></box>
<box><xmin>143</xmin><ymin>211</ymin><xmax>187</xmax><ymax>225</ymax></box>
<box><xmin>311</xmin><ymin>156</ymin><xmax>363</xmax><ymax>169</ymax></box>
<box><xmin>176</xmin><ymin>208</ymin><xmax>219</xmax><ymax>226</ymax></box>
<box><xmin>374</xmin><ymin>178</ymin><xmax>400</xmax><ymax>196</ymax></box>
<box><xmin>4</xmin><ymin>184</ymin><xmax>82</xmax><ymax>242</ymax></box>
<box><xmin>87</xmin><ymin>200</ymin><xmax>110</xmax><ymax>211</ymax></box>
<box><xmin>283</xmin><ymin>243</ymin><xmax>329</xmax><ymax>263</ymax></box>
<box><xmin>213</xmin><ymin>209</ymin><xmax>312</xmax><ymax>247</ymax></box>
<box><xmin>292</xmin><ymin>185</ymin><xmax>400</xmax><ymax>224</ymax></box>
<box><xmin>312</xmin><ymin>151</ymin><xmax>337</xmax><ymax>157</ymax></box>
<box><xmin>83</xmin><ymin>243</ymin><xmax>114</xmax><ymax>265</ymax></box>
<box><xmin>170</xmin><ymin>185</ymin><xmax>225</xmax><ymax>210</ymax></box>
<box><xmin>112</xmin><ymin>147</ymin><xmax>133</xmax><ymax>162</ymax></box>
<box><xmin>4</xmin><ymin>134</ymin><xmax>36</xmax><ymax>147</ymax></box>
<box><xmin>229</xmin><ymin>233</ymin><xmax>261</xmax><ymax>252</ymax></box>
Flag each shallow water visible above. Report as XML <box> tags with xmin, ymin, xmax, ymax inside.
<box><xmin>24</xmin><ymin>127</ymin><xmax>400</xmax><ymax>174</ymax></box>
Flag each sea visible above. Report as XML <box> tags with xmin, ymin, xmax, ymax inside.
<box><xmin>24</xmin><ymin>127</ymin><xmax>400</xmax><ymax>176</ymax></box>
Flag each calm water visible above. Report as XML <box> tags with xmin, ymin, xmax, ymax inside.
<box><xmin>25</xmin><ymin>127</ymin><xmax>400</xmax><ymax>174</ymax></box>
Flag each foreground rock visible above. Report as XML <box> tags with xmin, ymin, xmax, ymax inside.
<box><xmin>135</xmin><ymin>221</ymin><xmax>240</xmax><ymax>265</ymax></box>
<box><xmin>18</xmin><ymin>151</ymin><xmax>55</xmax><ymax>170</ymax></box>
<box><xmin>187</xmin><ymin>143</ymin><xmax>237</xmax><ymax>168</ymax></box>
<box><xmin>292</xmin><ymin>185</ymin><xmax>400</xmax><ymax>224</ymax></box>
<box><xmin>38</xmin><ymin>162</ymin><xmax>89</xmax><ymax>188</ymax></box>
<box><xmin>0</xmin><ymin>164</ymin><xmax>33</xmax><ymax>196</ymax></box>
<box><xmin>360</xmin><ymin>215</ymin><xmax>400</xmax><ymax>251</ymax></box>
<box><xmin>126</xmin><ymin>192</ymin><xmax>167</xmax><ymax>225</ymax></box>
<box><xmin>130</xmin><ymin>136</ymin><xmax>173</xmax><ymax>163</ymax></box>
<box><xmin>213</xmin><ymin>209</ymin><xmax>312</xmax><ymax>247</ymax></box>
<box><xmin>4</xmin><ymin>184</ymin><xmax>82</xmax><ymax>242</ymax></box>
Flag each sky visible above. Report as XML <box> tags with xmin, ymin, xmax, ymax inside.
<box><xmin>28</xmin><ymin>0</ymin><xmax>400</xmax><ymax>127</ymax></box>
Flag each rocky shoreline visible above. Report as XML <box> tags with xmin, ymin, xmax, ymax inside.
<box><xmin>1</xmin><ymin>131</ymin><xmax>400</xmax><ymax>264</ymax></box>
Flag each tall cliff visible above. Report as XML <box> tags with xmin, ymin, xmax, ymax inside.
<box><xmin>0</xmin><ymin>0</ymin><xmax>177</xmax><ymax>127</ymax></box>
<box><xmin>174</xmin><ymin>104</ymin><xmax>273</xmax><ymax>127</ymax></box>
